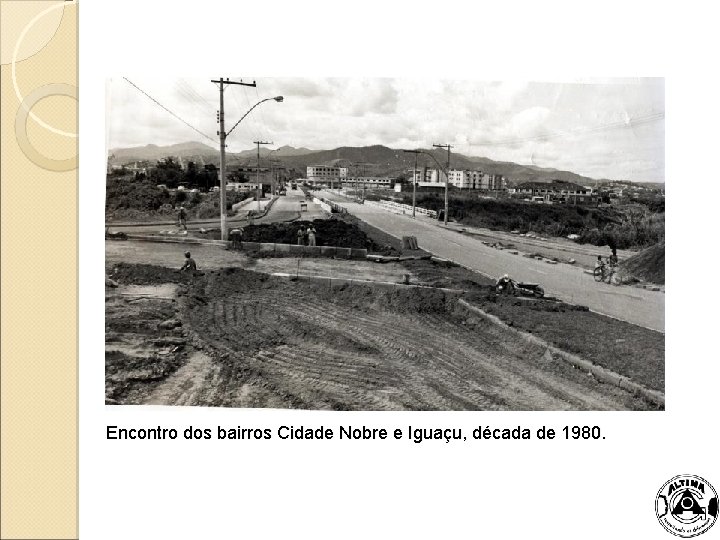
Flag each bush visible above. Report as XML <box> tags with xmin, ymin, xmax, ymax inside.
<box><xmin>393</xmin><ymin>191</ymin><xmax>664</xmax><ymax>249</ymax></box>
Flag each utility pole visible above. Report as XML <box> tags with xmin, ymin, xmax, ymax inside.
<box><xmin>211</xmin><ymin>77</ymin><xmax>256</xmax><ymax>240</ymax></box>
<box><xmin>254</xmin><ymin>141</ymin><xmax>272</xmax><ymax>210</ymax></box>
<box><xmin>403</xmin><ymin>150</ymin><xmax>422</xmax><ymax>218</ymax></box>
<box><xmin>433</xmin><ymin>143</ymin><xmax>452</xmax><ymax>225</ymax></box>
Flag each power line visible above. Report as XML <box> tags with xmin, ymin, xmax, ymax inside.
<box><xmin>174</xmin><ymin>81</ymin><xmax>213</xmax><ymax>119</ymax></box>
<box><xmin>179</xmin><ymin>78</ymin><xmax>215</xmax><ymax>111</ymax></box>
<box><xmin>122</xmin><ymin>77</ymin><xmax>218</xmax><ymax>144</ymax></box>
<box><xmin>228</xmin><ymin>86</ymin><xmax>261</xmax><ymax>143</ymax></box>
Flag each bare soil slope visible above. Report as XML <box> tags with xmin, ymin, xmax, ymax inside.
<box><xmin>619</xmin><ymin>242</ymin><xmax>665</xmax><ymax>285</ymax></box>
<box><xmin>106</xmin><ymin>265</ymin><xmax>657</xmax><ymax>410</ymax></box>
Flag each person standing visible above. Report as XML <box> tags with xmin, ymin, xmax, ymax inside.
<box><xmin>297</xmin><ymin>225</ymin><xmax>306</xmax><ymax>246</ymax></box>
<box><xmin>307</xmin><ymin>225</ymin><xmax>317</xmax><ymax>246</ymax></box>
<box><xmin>609</xmin><ymin>248</ymin><xmax>619</xmax><ymax>266</ymax></box>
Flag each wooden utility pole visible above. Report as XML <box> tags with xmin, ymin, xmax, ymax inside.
<box><xmin>211</xmin><ymin>77</ymin><xmax>256</xmax><ymax>240</ymax></box>
<box><xmin>433</xmin><ymin>143</ymin><xmax>452</xmax><ymax>225</ymax></box>
<box><xmin>254</xmin><ymin>141</ymin><xmax>272</xmax><ymax>210</ymax></box>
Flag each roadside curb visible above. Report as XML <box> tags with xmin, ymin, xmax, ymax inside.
<box><xmin>457</xmin><ymin>298</ymin><xmax>665</xmax><ymax>408</ymax></box>
<box><xmin>271</xmin><ymin>272</ymin><xmax>467</xmax><ymax>293</ymax></box>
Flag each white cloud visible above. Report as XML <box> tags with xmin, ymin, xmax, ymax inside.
<box><xmin>108</xmin><ymin>77</ymin><xmax>664</xmax><ymax>182</ymax></box>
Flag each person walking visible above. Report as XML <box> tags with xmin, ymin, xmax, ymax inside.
<box><xmin>230</xmin><ymin>227</ymin><xmax>244</xmax><ymax>250</ymax></box>
<box><xmin>177</xmin><ymin>206</ymin><xmax>187</xmax><ymax>231</ymax></box>
<box><xmin>307</xmin><ymin>225</ymin><xmax>317</xmax><ymax>246</ymax></box>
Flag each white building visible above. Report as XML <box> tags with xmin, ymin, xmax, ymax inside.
<box><xmin>307</xmin><ymin>165</ymin><xmax>343</xmax><ymax>185</ymax></box>
<box><xmin>409</xmin><ymin>168</ymin><xmax>446</xmax><ymax>186</ymax></box>
<box><xmin>226</xmin><ymin>182</ymin><xmax>262</xmax><ymax>192</ymax></box>
<box><xmin>341</xmin><ymin>177</ymin><xmax>393</xmax><ymax>189</ymax></box>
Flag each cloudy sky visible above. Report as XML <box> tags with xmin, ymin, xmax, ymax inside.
<box><xmin>108</xmin><ymin>77</ymin><xmax>664</xmax><ymax>182</ymax></box>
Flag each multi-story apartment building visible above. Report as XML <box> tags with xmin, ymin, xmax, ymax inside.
<box><xmin>306</xmin><ymin>165</ymin><xmax>343</xmax><ymax>185</ymax></box>
<box><xmin>411</xmin><ymin>168</ymin><xmax>507</xmax><ymax>190</ymax></box>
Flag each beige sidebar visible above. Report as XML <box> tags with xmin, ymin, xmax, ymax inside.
<box><xmin>1</xmin><ymin>1</ymin><xmax>78</xmax><ymax>538</ymax></box>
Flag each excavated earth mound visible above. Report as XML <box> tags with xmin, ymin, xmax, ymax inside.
<box><xmin>105</xmin><ymin>264</ymin><xmax>656</xmax><ymax>410</ymax></box>
<box><xmin>619</xmin><ymin>242</ymin><xmax>665</xmax><ymax>285</ymax></box>
<box><xmin>241</xmin><ymin>219</ymin><xmax>380</xmax><ymax>249</ymax></box>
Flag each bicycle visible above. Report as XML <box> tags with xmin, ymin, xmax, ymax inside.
<box><xmin>593</xmin><ymin>261</ymin><xmax>620</xmax><ymax>285</ymax></box>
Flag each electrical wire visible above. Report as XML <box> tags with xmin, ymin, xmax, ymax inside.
<box><xmin>123</xmin><ymin>77</ymin><xmax>218</xmax><ymax>144</ymax></box>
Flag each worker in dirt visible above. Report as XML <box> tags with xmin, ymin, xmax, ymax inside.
<box><xmin>180</xmin><ymin>251</ymin><xmax>197</xmax><ymax>272</ymax></box>
<box><xmin>307</xmin><ymin>225</ymin><xmax>317</xmax><ymax>246</ymax></box>
<box><xmin>496</xmin><ymin>273</ymin><xmax>512</xmax><ymax>294</ymax></box>
<box><xmin>297</xmin><ymin>225</ymin><xmax>307</xmax><ymax>246</ymax></box>
<box><xmin>178</xmin><ymin>206</ymin><xmax>188</xmax><ymax>231</ymax></box>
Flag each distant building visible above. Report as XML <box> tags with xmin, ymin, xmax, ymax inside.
<box><xmin>307</xmin><ymin>165</ymin><xmax>343</xmax><ymax>185</ymax></box>
<box><xmin>410</xmin><ymin>168</ymin><xmax>506</xmax><ymax>190</ymax></box>
<box><xmin>226</xmin><ymin>182</ymin><xmax>262</xmax><ymax>192</ymax></box>
<box><xmin>408</xmin><ymin>167</ymin><xmax>446</xmax><ymax>187</ymax></box>
<box><xmin>341</xmin><ymin>177</ymin><xmax>393</xmax><ymax>189</ymax></box>
<box><xmin>447</xmin><ymin>170</ymin><xmax>508</xmax><ymax>190</ymax></box>
<box><xmin>511</xmin><ymin>180</ymin><xmax>597</xmax><ymax>204</ymax></box>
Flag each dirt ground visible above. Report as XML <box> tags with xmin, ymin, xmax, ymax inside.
<box><xmin>107</xmin><ymin>239</ymin><xmax>665</xmax><ymax>397</ymax></box>
<box><xmin>619</xmin><ymin>242</ymin><xmax>665</xmax><ymax>285</ymax></box>
<box><xmin>106</xmin><ymin>264</ymin><xmax>657</xmax><ymax>410</ymax></box>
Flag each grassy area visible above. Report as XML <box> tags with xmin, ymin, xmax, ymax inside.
<box><xmin>350</xmin><ymin>211</ymin><xmax>664</xmax><ymax>392</ymax></box>
<box><xmin>379</xmin><ymin>191</ymin><xmax>664</xmax><ymax>250</ymax></box>
<box><xmin>105</xmin><ymin>174</ymin><xmax>251</xmax><ymax>221</ymax></box>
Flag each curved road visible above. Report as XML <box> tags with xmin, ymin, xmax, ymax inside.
<box><xmin>318</xmin><ymin>190</ymin><xmax>664</xmax><ymax>333</ymax></box>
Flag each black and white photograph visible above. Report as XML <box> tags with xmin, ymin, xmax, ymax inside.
<box><xmin>104</xmin><ymin>76</ymin><xmax>665</xmax><ymax>411</ymax></box>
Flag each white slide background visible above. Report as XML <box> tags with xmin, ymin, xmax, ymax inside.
<box><xmin>80</xmin><ymin>2</ymin><xmax>718</xmax><ymax>538</ymax></box>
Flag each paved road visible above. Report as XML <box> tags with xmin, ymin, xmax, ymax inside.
<box><xmin>106</xmin><ymin>188</ymin><xmax>328</xmax><ymax>235</ymax></box>
<box><xmin>318</xmin><ymin>190</ymin><xmax>665</xmax><ymax>333</ymax></box>
<box><xmin>267</xmin><ymin>186</ymin><xmax>326</xmax><ymax>221</ymax></box>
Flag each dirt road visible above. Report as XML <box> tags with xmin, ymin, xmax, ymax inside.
<box><xmin>107</xmin><ymin>266</ymin><xmax>654</xmax><ymax>410</ymax></box>
<box><xmin>317</xmin><ymin>190</ymin><xmax>664</xmax><ymax>332</ymax></box>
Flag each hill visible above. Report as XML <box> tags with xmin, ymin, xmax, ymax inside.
<box><xmin>108</xmin><ymin>141</ymin><xmax>611</xmax><ymax>185</ymax></box>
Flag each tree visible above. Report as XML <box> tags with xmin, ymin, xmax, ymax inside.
<box><xmin>149</xmin><ymin>157</ymin><xmax>184</xmax><ymax>188</ymax></box>
<box><xmin>185</xmin><ymin>161</ymin><xmax>199</xmax><ymax>187</ymax></box>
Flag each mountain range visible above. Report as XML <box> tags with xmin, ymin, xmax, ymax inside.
<box><xmin>108</xmin><ymin>141</ymin><xmax>623</xmax><ymax>185</ymax></box>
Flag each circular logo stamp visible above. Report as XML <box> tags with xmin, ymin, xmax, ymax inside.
<box><xmin>656</xmin><ymin>474</ymin><xmax>718</xmax><ymax>537</ymax></box>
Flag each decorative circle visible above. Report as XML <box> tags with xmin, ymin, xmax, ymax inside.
<box><xmin>656</xmin><ymin>474</ymin><xmax>718</xmax><ymax>537</ymax></box>
<box><xmin>11</xmin><ymin>1</ymin><xmax>77</xmax><ymax>138</ymax></box>
<box><xmin>15</xmin><ymin>83</ymin><xmax>78</xmax><ymax>171</ymax></box>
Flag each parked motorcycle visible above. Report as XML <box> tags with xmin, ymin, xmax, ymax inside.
<box><xmin>496</xmin><ymin>278</ymin><xmax>545</xmax><ymax>298</ymax></box>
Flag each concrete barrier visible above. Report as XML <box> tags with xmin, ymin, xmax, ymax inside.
<box><xmin>234</xmin><ymin>241</ymin><xmax>366</xmax><ymax>259</ymax></box>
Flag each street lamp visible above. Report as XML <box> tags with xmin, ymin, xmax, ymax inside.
<box><xmin>217</xmin><ymin>94</ymin><xmax>283</xmax><ymax>240</ymax></box>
